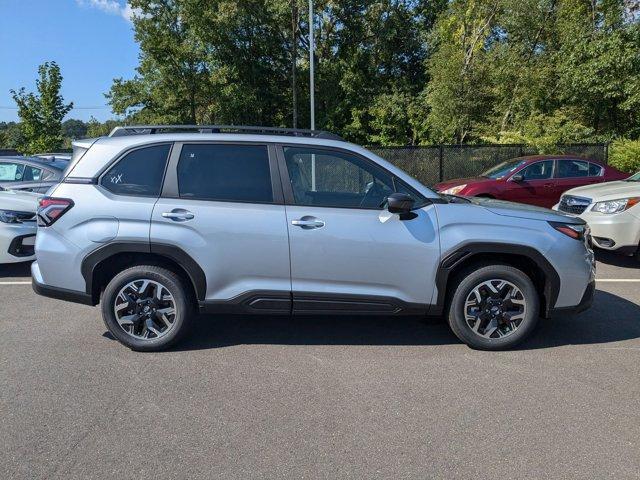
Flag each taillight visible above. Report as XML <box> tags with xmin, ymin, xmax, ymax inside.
<box><xmin>549</xmin><ymin>221</ymin><xmax>587</xmax><ymax>241</ymax></box>
<box><xmin>37</xmin><ymin>197</ymin><xmax>74</xmax><ymax>226</ymax></box>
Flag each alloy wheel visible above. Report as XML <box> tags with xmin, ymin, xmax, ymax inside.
<box><xmin>113</xmin><ymin>279</ymin><xmax>177</xmax><ymax>340</ymax></box>
<box><xmin>464</xmin><ymin>279</ymin><xmax>527</xmax><ymax>339</ymax></box>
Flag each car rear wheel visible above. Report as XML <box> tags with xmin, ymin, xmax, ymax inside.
<box><xmin>447</xmin><ymin>264</ymin><xmax>539</xmax><ymax>350</ymax></box>
<box><xmin>101</xmin><ymin>265</ymin><xmax>194</xmax><ymax>351</ymax></box>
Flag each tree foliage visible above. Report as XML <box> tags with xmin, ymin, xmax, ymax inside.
<box><xmin>10</xmin><ymin>62</ymin><xmax>73</xmax><ymax>154</ymax></box>
<box><xmin>108</xmin><ymin>0</ymin><xmax>448</xmax><ymax>144</ymax></box>
<box><xmin>105</xmin><ymin>0</ymin><xmax>639</xmax><ymax>146</ymax></box>
<box><xmin>424</xmin><ymin>0</ymin><xmax>640</xmax><ymax>145</ymax></box>
<box><xmin>5</xmin><ymin>1</ymin><xmax>638</xmax><ymax>150</ymax></box>
<box><xmin>609</xmin><ymin>138</ymin><xmax>640</xmax><ymax>172</ymax></box>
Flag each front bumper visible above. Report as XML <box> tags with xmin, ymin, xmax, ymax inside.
<box><xmin>554</xmin><ymin>204</ymin><xmax>640</xmax><ymax>254</ymax></box>
<box><xmin>550</xmin><ymin>280</ymin><xmax>595</xmax><ymax>316</ymax></box>
<box><xmin>581</xmin><ymin>209</ymin><xmax>640</xmax><ymax>253</ymax></box>
<box><xmin>0</xmin><ymin>222</ymin><xmax>37</xmax><ymax>263</ymax></box>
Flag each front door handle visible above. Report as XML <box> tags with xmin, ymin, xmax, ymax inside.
<box><xmin>162</xmin><ymin>209</ymin><xmax>194</xmax><ymax>221</ymax></box>
<box><xmin>291</xmin><ymin>216</ymin><xmax>325</xmax><ymax>229</ymax></box>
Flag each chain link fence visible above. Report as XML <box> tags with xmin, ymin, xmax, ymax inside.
<box><xmin>368</xmin><ymin>143</ymin><xmax>608</xmax><ymax>186</ymax></box>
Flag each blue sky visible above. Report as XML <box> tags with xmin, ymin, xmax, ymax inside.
<box><xmin>0</xmin><ymin>0</ymin><xmax>139</xmax><ymax>122</ymax></box>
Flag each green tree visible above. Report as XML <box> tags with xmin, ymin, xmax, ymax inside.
<box><xmin>108</xmin><ymin>0</ymin><xmax>446</xmax><ymax>142</ymax></box>
<box><xmin>10</xmin><ymin>62</ymin><xmax>73</xmax><ymax>154</ymax></box>
<box><xmin>86</xmin><ymin>117</ymin><xmax>123</xmax><ymax>137</ymax></box>
<box><xmin>62</xmin><ymin>119</ymin><xmax>88</xmax><ymax>140</ymax></box>
<box><xmin>0</xmin><ymin>122</ymin><xmax>24</xmax><ymax>149</ymax></box>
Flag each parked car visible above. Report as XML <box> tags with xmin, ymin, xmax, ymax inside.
<box><xmin>0</xmin><ymin>155</ymin><xmax>69</xmax><ymax>193</ymax></box>
<box><xmin>554</xmin><ymin>171</ymin><xmax>640</xmax><ymax>258</ymax></box>
<box><xmin>0</xmin><ymin>186</ymin><xmax>39</xmax><ymax>264</ymax></box>
<box><xmin>435</xmin><ymin>155</ymin><xmax>628</xmax><ymax>209</ymax></box>
<box><xmin>32</xmin><ymin>125</ymin><xmax>595</xmax><ymax>351</ymax></box>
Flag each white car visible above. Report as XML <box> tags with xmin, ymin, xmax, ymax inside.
<box><xmin>554</xmin><ymin>171</ymin><xmax>640</xmax><ymax>257</ymax></box>
<box><xmin>0</xmin><ymin>187</ymin><xmax>39</xmax><ymax>263</ymax></box>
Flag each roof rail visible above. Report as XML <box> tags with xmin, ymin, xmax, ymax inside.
<box><xmin>108</xmin><ymin>125</ymin><xmax>344</xmax><ymax>141</ymax></box>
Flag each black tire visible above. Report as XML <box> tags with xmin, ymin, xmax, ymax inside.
<box><xmin>446</xmin><ymin>264</ymin><xmax>539</xmax><ymax>350</ymax></box>
<box><xmin>101</xmin><ymin>265</ymin><xmax>195</xmax><ymax>351</ymax></box>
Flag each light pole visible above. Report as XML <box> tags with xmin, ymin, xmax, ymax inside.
<box><xmin>308</xmin><ymin>0</ymin><xmax>316</xmax><ymax>190</ymax></box>
<box><xmin>308</xmin><ymin>0</ymin><xmax>315</xmax><ymax>131</ymax></box>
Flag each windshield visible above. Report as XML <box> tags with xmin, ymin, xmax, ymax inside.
<box><xmin>625</xmin><ymin>171</ymin><xmax>640</xmax><ymax>182</ymax></box>
<box><xmin>481</xmin><ymin>158</ymin><xmax>528</xmax><ymax>179</ymax></box>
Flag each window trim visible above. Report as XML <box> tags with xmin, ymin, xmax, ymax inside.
<box><xmin>275</xmin><ymin>143</ymin><xmax>429</xmax><ymax>211</ymax></box>
<box><xmin>96</xmin><ymin>142</ymin><xmax>174</xmax><ymax>199</ymax></box>
<box><xmin>553</xmin><ymin>159</ymin><xmax>593</xmax><ymax>180</ymax></box>
<box><xmin>160</xmin><ymin>141</ymin><xmax>284</xmax><ymax>205</ymax></box>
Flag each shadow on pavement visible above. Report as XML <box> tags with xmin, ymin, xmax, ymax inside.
<box><xmin>595</xmin><ymin>250</ymin><xmax>638</xmax><ymax>269</ymax></box>
<box><xmin>0</xmin><ymin>261</ymin><xmax>32</xmax><ymax>278</ymax></box>
<box><xmin>172</xmin><ymin>314</ymin><xmax>459</xmax><ymax>350</ymax></box>
<box><xmin>160</xmin><ymin>289</ymin><xmax>639</xmax><ymax>351</ymax></box>
<box><xmin>522</xmin><ymin>289</ymin><xmax>640</xmax><ymax>349</ymax></box>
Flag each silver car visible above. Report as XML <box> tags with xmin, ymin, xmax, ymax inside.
<box><xmin>31</xmin><ymin>125</ymin><xmax>595</xmax><ymax>351</ymax></box>
<box><xmin>0</xmin><ymin>155</ymin><xmax>69</xmax><ymax>193</ymax></box>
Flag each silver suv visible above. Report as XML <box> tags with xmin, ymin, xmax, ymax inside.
<box><xmin>32</xmin><ymin>126</ymin><xmax>595</xmax><ymax>351</ymax></box>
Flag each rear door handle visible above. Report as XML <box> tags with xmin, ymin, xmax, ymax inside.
<box><xmin>162</xmin><ymin>209</ymin><xmax>194</xmax><ymax>221</ymax></box>
<box><xmin>291</xmin><ymin>216</ymin><xmax>325</xmax><ymax>229</ymax></box>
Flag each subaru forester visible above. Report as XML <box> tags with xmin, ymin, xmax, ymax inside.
<box><xmin>32</xmin><ymin>126</ymin><xmax>595</xmax><ymax>351</ymax></box>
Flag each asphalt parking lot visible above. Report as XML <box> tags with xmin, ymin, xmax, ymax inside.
<box><xmin>1</xmin><ymin>252</ymin><xmax>639</xmax><ymax>479</ymax></box>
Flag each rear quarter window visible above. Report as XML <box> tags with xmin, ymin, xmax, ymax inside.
<box><xmin>100</xmin><ymin>144</ymin><xmax>171</xmax><ymax>196</ymax></box>
<box><xmin>588</xmin><ymin>163</ymin><xmax>604</xmax><ymax>176</ymax></box>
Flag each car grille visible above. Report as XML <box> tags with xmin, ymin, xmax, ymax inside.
<box><xmin>559</xmin><ymin>195</ymin><xmax>591</xmax><ymax>215</ymax></box>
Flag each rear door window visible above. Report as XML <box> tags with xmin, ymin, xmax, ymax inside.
<box><xmin>556</xmin><ymin>160</ymin><xmax>589</xmax><ymax>178</ymax></box>
<box><xmin>100</xmin><ymin>144</ymin><xmax>171</xmax><ymax>196</ymax></box>
<box><xmin>177</xmin><ymin>144</ymin><xmax>273</xmax><ymax>203</ymax></box>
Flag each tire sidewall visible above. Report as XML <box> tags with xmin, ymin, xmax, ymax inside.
<box><xmin>448</xmin><ymin>266</ymin><xmax>539</xmax><ymax>350</ymax></box>
<box><xmin>101</xmin><ymin>267</ymin><xmax>191</xmax><ymax>351</ymax></box>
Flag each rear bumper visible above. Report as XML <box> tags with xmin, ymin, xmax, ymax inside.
<box><xmin>31</xmin><ymin>261</ymin><xmax>94</xmax><ymax>305</ymax></box>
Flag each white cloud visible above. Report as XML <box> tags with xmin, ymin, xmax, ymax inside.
<box><xmin>75</xmin><ymin>0</ymin><xmax>139</xmax><ymax>23</ymax></box>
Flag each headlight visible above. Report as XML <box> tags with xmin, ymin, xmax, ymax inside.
<box><xmin>592</xmin><ymin>197</ymin><xmax>640</xmax><ymax>214</ymax></box>
<box><xmin>0</xmin><ymin>210</ymin><xmax>35</xmax><ymax>224</ymax></box>
<box><xmin>440</xmin><ymin>184</ymin><xmax>467</xmax><ymax>195</ymax></box>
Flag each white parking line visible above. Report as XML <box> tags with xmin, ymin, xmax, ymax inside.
<box><xmin>596</xmin><ymin>279</ymin><xmax>640</xmax><ymax>283</ymax></box>
<box><xmin>0</xmin><ymin>281</ymin><xmax>31</xmax><ymax>285</ymax></box>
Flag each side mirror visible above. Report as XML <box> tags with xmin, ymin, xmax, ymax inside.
<box><xmin>511</xmin><ymin>173</ymin><xmax>524</xmax><ymax>182</ymax></box>
<box><xmin>386</xmin><ymin>193</ymin><xmax>415</xmax><ymax>219</ymax></box>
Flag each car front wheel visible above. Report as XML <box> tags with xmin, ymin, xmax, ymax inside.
<box><xmin>447</xmin><ymin>264</ymin><xmax>540</xmax><ymax>350</ymax></box>
<box><xmin>101</xmin><ymin>265</ymin><xmax>194</xmax><ymax>351</ymax></box>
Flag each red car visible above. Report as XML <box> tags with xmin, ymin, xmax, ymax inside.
<box><xmin>435</xmin><ymin>155</ymin><xmax>628</xmax><ymax>208</ymax></box>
